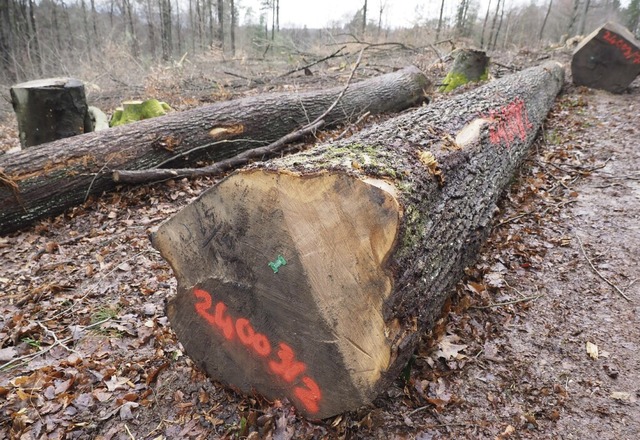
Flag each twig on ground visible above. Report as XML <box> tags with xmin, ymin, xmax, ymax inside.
<box><xmin>0</xmin><ymin>317</ymin><xmax>112</xmax><ymax>371</ymax></box>
<box><xmin>472</xmin><ymin>294</ymin><xmax>544</xmax><ymax>309</ymax></box>
<box><xmin>575</xmin><ymin>234</ymin><xmax>631</xmax><ymax>301</ymax></box>
<box><xmin>113</xmin><ymin>48</ymin><xmax>367</xmax><ymax>185</ymax></box>
<box><xmin>124</xmin><ymin>424</ymin><xmax>136</xmax><ymax>440</ymax></box>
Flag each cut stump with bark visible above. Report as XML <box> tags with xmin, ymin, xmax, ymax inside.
<box><xmin>439</xmin><ymin>49</ymin><xmax>489</xmax><ymax>92</ymax></box>
<box><xmin>572</xmin><ymin>22</ymin><xmax>640</xmax><ymax>93</ymax></box>
<box><xmin>10</xmin><ymin>77</ymin><xmax>93</xmax><ymax>148</ymax></box>
<box><xmin>0</xmin><ymin>66</ymin><xmax>430</xmax><ymax>235</ymax></box>
<box><xmin>151</xmin><ymin>61</ymin><xmax>565</xmax><ymax>418</ymax></box>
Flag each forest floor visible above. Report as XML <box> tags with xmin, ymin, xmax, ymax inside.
<box><xmin>0</xmin><ymin>47</ymin><xmax>639</xmax><ymax>439</ymax></box>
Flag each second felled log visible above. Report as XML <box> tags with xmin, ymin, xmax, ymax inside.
<box><xmin>151</xmin><ymin>61</ymin><xmax>564</xmax><ymax>418</ymax></box>
<box><xmin>0</xmin><ymin>66</ymin><xmax>429</xmax><ymax>235</ymax></box>
<box><xmin>572</xmin><ymin>22</ymin><xmax>640</xmax><ymax>93</ymax></box>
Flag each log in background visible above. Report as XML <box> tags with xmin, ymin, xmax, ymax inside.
<box><xmin>152</xmin><ymin>61</ymin><xmax>565</xmax><ymax>418</ymax></box>
<box><xmin>0</xmin><ymin>66</ymin><xmax>429</xmax><ymax>234</ymax></box>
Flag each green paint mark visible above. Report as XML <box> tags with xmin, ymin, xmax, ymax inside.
<box><xmin>268</xmin><ymin>255</ymin><xmax>287</xmax><ymax>273</ymax></box>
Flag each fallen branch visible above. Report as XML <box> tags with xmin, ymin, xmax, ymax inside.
<box><xmin>576</xmin><ymin>234</ymin><xmax>631</xmax><ymax>301</ymax></box>
<box><xmin>0</xmin><ymin>65</ymin><xmax>430</xmax><ymax>234</ymax></box>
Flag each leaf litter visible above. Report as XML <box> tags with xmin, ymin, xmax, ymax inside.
<box><xmin>1</xmin><ymin>56</ymin><xmax>640</xmax><ymax>439</ymax></box>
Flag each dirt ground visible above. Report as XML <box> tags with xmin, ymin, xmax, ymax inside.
<box><xmin>1</xmin><ymin>51</ymin><xmax>639</xmax><ymax>439</ymax></box>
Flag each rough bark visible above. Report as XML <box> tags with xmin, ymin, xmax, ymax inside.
<box><xmin>0</xmin><ymin>66</ymin><xmax>430</xmax><ymax>235</ymax></box>
<box><xmin>572</xmin><ymin>22</ymin><xmax>640</xmax><ymax>93</ymax></box>
<box><xmin>10</xmin><ymin>77</ymin><xmax>92</xmax><ymax>148</ymax></box>
<box><xmin>151</xmin><ymin>61</ymin><xmax>565</xmax><ymax>419</ymax></box>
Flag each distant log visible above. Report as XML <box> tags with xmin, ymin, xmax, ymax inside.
<box><xmin>152</xmin><ymin>61</ymin><xmax>564</xmax><ymax>418</ymax></box>
<box><xmin>10</xmin><ymin>77</ymin><xmax>93</xmax><ymax>148</ymax></box>
<box><xmin>572</xmin><ymin>22</ymin><xmax>640</xmax><ymax>93</ymax></box>
<box><xmin>439</xmin><ymin>49</ymin><xmax>489</xmax><ymax>92</ymax></box>
<box><xmin>0</xmin><ymin>66</ymin><xmax>430</xmax><ymax>235</ymax></box>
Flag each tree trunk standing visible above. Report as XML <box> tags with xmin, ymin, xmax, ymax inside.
<box><xmin>90</xmin><ymin>0</ymin><xmax>98</xmax><ymax>40</ymax></box>
<box><xmin>491</xmin><ymin>0</ymin><xmax>505</xmax><ymax>50</ymax></box>
<box><xmin>10</xmin><ymin>77</ymin><xmax>92</xmax><ymax>148</ymax></box>
<box><xmin>0</xmin><ymin>0</ymin><xmax>13</xmax><ymax>81</ymax></box>
<box><xmin>124</xmin><ymin>0</ymin><xmax>139</xmax><ymax>57</ymax></box>
<box><xmin>578</xmin><ymin>0</ymin><xmax>592</xmax><ymax>35</ymax></box>
<box><xmin>152</xmin><ymin>61</ymin><xmax>565</xmax><ymax>419</ymax></box>
<box><xmin>362</xmin><ymin>0</ymin><xmax>368</xmax><ymax>37</ymax></box>
<box><xmin>436</xmin><ymin>0</ymin><xmax>445</xmax><ymax>41</ymax></box>
<box><xmin>27</xmin><ymin>0</ymin><xmax>41</xmax><ymax>74</ymax></box>
<box><xmin>487</xmin><ymin>0</ymin><xmax>502</xmax><ymax>50</ymax></box>
<box><xmin>276</xmin><ymin>0</ymin><xmax>279</xmax><ymax>32</ymax></box>
<box><xmin>567</xmin><ymin>0</ymin><xmax>581</xmax><ymax>37</ymax></box>
<box><xmin>230</xmin><ymin>0</ymin><xmax>235</xmax><ymax>55</ymax></box>
<box><xmin>145</xmin><ymin>0</ymin><xmax>157</xmax><ymax>59</ymax></box>
<box><xmin>377</xmin><ymin>0</ymin><xmax>384</xmax><ymax>37</ymax></box>
<box><xmin>539</xmin><ymin>0</ymin><xmax>553</xmax><ymax>42</ymax></box>
<box><xmin>160</xmin><ymin>0</ymin><xmax>172</xmax><ymax>61</ymax></box>
<box><xmin>0</xmin><ymin>67</ymin><xmax>430</xmax><ymax>234</ymax></box>
<box><xmin>216</xmin><ymin>0</ymin><xmax>223</xmax><ymax>48</ymax></box>
<box><xmin>480</xmin><ymin>0</ymin><xmax>492</xmax><ymax>49</ymax></box>
<box><xmin>175</xmin><ymin>0</ymin><xmax>181</xmax><ymax>53</ymax></box>
<box><xmin>629</xmin><ymin>0</ymin><xmax>640</xmax><ymax>36</ymax></box>
<box><xmin>206</xmin><ymin>0</ymin><xmax>213</xmax><ymax>46</ymax></box>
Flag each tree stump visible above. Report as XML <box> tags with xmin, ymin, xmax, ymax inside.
<box><xmin>439</xmin><ymin>49</ymin><xmax>489</xmax><ymax>92</ymax></box>
<box><xmin>0</xmin><ymin>66</ymin><xmax>430</xmax><ymax>235</ymax></box>
<box><xmin>10</xmin><ymin>77</ymin><xmax>93</xmax><ymax>148</ymax></box>
<box><xmin>151</xmin><ymin>61</ymin><xmax>564</xmax><ymax>418</ymax></box>
<box><xmin>571</xmin><ymin>22</ymin><xmax>640</xmax><ymax>93</ymax></box>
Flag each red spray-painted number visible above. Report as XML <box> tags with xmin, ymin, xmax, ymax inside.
<box><xmin>602</xmin><ymin>30</ymin><xmax>640</xmax><ymax>65</ymax></box>
<box><xmin>193</xmin><ymin>288</ymin><xmax>322</xmax><ymax>414</ymax></box>
<box><xmin>485</xmin><ymin>98</ymin><xmax>533</xmax><ymax>148</ymax></box>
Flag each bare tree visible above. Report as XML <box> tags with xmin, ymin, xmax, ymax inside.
<box><xmin>362</xmin><ymin>0</ymin><xmax>367</xmax><ymax>36</ymax></box>
<box><xmin>628</xmin><ymin>0</ymin><xmax>640</xmax><ymax>36</ymax></box>
<box><xmin>539</xmin><ymin>0</ymin><xmax>553</xmax><ymax>42</ymax></box>
<box><xmin>578</xmin><ymin>0</ymin><xmax>591</xmax><ymax>35</ymax></box>
<box><xmin>566</xmin><ymin>0</ymin><xmax>580</xmax><ymax>37</ymax></box>
<box><xmin>487</xmin><ymin>0</ymin><xmax>502</xmax><ymax>49</ymax></box>
<box><xmin>480</xmin><ymin>0</ymin><xmax>492</xmax><ymax>49</ymax></box>
<box><xmin>230</xmin><ymin>0</ymin><xmax>236</xmax><ymax>55</ymax></box>
<box><xmin>436</xmin><ymin>0</ymin><xmax>445</xmax><ymax>41</ymax></box>
<box><xmin>491</xmin><ymin>0</ymin><xmax>505</xmax><ymax>50</ymax></box>
<box><xmin>160</xmin><ymin>0</ymin><xmax>172</xmax><ymax>60</ymax></box>
<box><xmin>455</xmin><ymin>0</ymin><xmax>471</xmax><ymax>37</ymax></box>
<box><xmin>217</xmin><ymin>0</ymin><xmax>223</xmax><ymax>48</ymax></box>
<box><xmin>377</xmin><ymin>0</ymin><xmax>386</xmax><ymax>37</ymax></box>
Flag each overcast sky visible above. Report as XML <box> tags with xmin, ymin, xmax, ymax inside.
<box><xmin>241</xmin><ymin>0</ymin><xmax>633</xmax><ymax>29</ymax></box>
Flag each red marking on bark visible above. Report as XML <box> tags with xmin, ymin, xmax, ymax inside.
<box><xmin>485</xmin><ymin>98</ymin><xmax>533</xmax><ymax>148</ymax></box>
<box><xmin>192</xmin><ymin>288</ymin><xmax>321</xmax><ymax>414</ymax></box>
<box><xmin>602</xmin><ymin>30</ymin><xmax>640</xmax><ymax>65</ymax></box>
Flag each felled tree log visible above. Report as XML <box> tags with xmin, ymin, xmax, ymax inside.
<box><xmin>439</xmin><ymin>49</ymin><xmax>489</xmax><ymax>92</ymax></box>
<box><xmin>10</xmin><ymin>77</ymin><xmax>93</xmax><ymax>148</ymax></box>
<box><xmin>572</xmin><ymin>22</ymin><xmax>640</xmax><ymax>93</ymax></box>
<box><xmin>151</xmin><ymin>61</ymin><xmax>564</xmax><ymax>418</ymax></box>
<box><xmin>0</xmin><ymin>66</ymin><xmax>430</xmax><ymax>235</ymax></box>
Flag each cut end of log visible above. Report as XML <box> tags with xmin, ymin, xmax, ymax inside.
<box><xmin>571</xmin><ymin>22</ymin><xmax>640</xmax><ymax>93</ymax></box>
<box><xmin>152</xmin><ymin>170</ymin><xmax>403</xmax><ymax>418</ymax></box>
